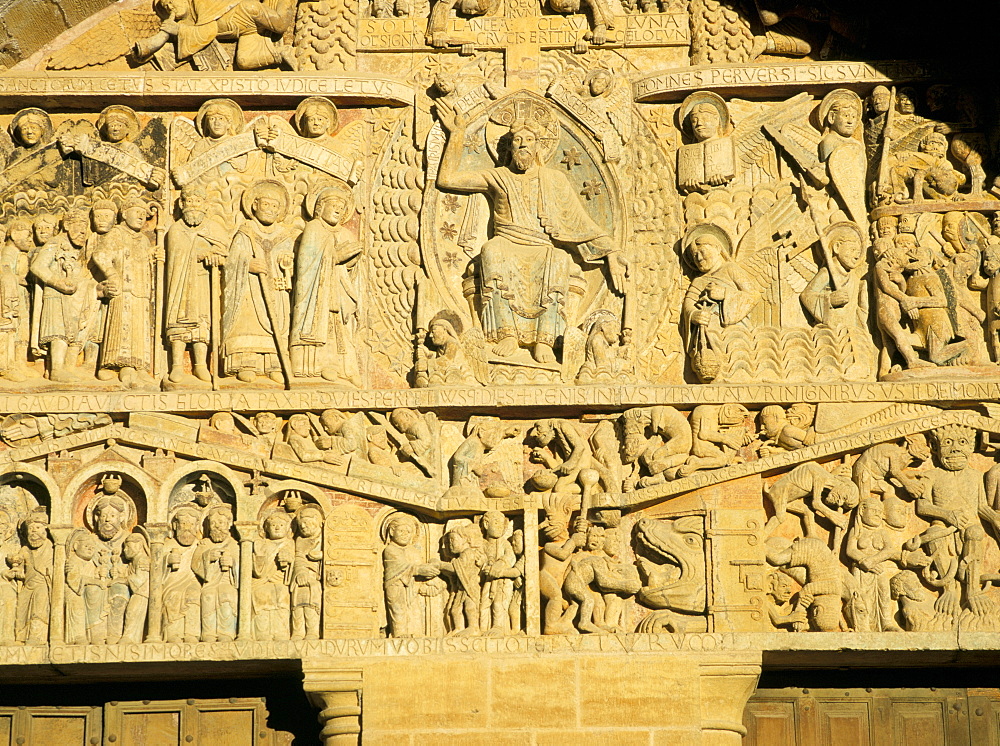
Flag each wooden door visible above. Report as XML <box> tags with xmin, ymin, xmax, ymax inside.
<box><xmin>745</xmin><ymin>687</ymin><xmax>972</xmax><ymax>746</ymax></box>
<box><xmin>0</xmin><ymin>698</ymin><xmax>292</xmax><ymax>746</ymax></box>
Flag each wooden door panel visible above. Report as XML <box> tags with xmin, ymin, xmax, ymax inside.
<box><xmin>743</xmin><ymin>699</ymin><xmax>797</xmax><ymax>746</ymax></box>
<box><xmin>814</xmin><ymin>701</ymin><xmax>871</xmax><ymax>746</ymax></box>
<box><xmin>746</xmin><ymin>686</ymin><xmax>971</xmax><ymax>746</ymax></box>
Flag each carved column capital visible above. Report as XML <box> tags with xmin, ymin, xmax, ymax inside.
<box><xmin>698</xmin><ymin>653</ymin><xmax>762</xmax><ymax>746</ymax></box>
<box><xmin>47</xmin><ymin>525</ymin><xmax>74</xmax><ymax>545</ymax></box>
<box><xmin>302</xmin><ymin>664</ymin><xmax>363</xmax><ymax>746</ymax></box>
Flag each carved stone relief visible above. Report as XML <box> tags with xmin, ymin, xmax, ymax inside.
<box><xmin>0</xmin><ymin>0</ymin><xmax>995</xmax><ymax>718</ymax></box>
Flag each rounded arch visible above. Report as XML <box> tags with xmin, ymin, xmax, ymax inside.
<box><xmin>0</xmin><ymin>461</ymin><xmax>60</xmax><ymax>521</ymax></box>
<box><xmin>259</xmin><ymin>480</ymin><xmax>330</xmax><ymax>522</ymax></box>
<box><xmin>158</xmin><ymin>461</ymin><xmax>249</xmax><ymax>523</ymax></box>
<box><xmin>60</xmin><ymin>462</ymin><xmax>155</xmax><ymax>529</ymax></box>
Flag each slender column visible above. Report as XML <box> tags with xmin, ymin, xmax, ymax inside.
<box><xmin>47</xmin><ymin>526</ymin><xmax>72</xmax><ymax>645</ymax></box>
<box><xmin>522</xmin><ymin>497</ymin><xmax>540</xmax><ymax>636</ymax></box>
<box><xmin>145</xmin><ymin>524</ymin><xmax>168</xmax><ymax>642</ymax></box>
<box><xmin>234</xmin><ymin>521</ymin><xmax>255</xmax><ymax>641</ymax></box>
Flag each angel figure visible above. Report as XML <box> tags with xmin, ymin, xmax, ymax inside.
<box><xmin>677</xmin><ymin>91</ymin><xmax>815</xmax><ymax>195</ymax></box>
<box><xmin>171</xmin><ymin>98</ymin><xmax>255</xmax><ymax>188</ymax></box>
<box><xmin>547</xmin><ymin>70</ymin><xmax>632</xmax><ymax>163</ymax></box>
<box><xmin>766</xmin><ymin>88</ymin><xmax>868</xmax><ymax>232</ymax></box>
<box><xmin>255</xmin><ymin>96</ymin><xmax>362</xmax><ymax>187</ymax></box>
<box><xmin>680</xmin><ymin>223</ymin><xmax>761</xmax><ymax>382</ymax></box>
<box><xmin>0</xmin><ymin>108</ymin><xmax>64</xmax><ymax>195</ymax></box>
<box><xmin>57</xmin><ymin>105</ymin><xmax>165</xmax><ymax>192</ymax></box>
<box><xmin>575</xmin><ymin>310</ymin><xmax>630</xmax><ymax>384</ymax></box>
<box><xmin>133</xmin><ymin>0</ymin><xmax>297</xmax><ymax>70</ymax></box>
<box><xmin>422</xmin><ymin>312</ymin><xmax>483</xmax><ymax>386</ymax></box>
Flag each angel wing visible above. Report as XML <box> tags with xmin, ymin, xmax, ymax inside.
<box><xmin>460</xmin><ymin>328</ymin><xmax>490</xmax><ymax>385</ymax></box>
<box><xmin>46</xmin><ymin>7</ymin><xmax>161</xmax><ymax>70</ymax></box>
<box><xmin>333</xmin><ymin>119</ymin><xmax>368</xmax><ymax>163</ymax></box>
<box><xmin>604</xmin><ymin>85</ymin><xmax>634</xmax><ymax>145</ymax></box>
<box><xmin>887</xmin><ymin>121</ymin><xmax>935</xmax><ymax>158</ymax></box>
<box><xmin>169</xmin><ymin>118</ymin><xmax>200</xmax><ymax>167</ymax></box>
<box><xmin>0</xmin><ymin>129</ymin><xmax>12</xmax><ymax>169</ymax></box>
<box><xmin>367</xmin><ymin>121</ymin><xmax>423</xmax><ymax>384</ymax></box>
<box><xmin>731</xmin><ymin>93</ymin><xmax>814</xmax><ymax>187</ymax></box>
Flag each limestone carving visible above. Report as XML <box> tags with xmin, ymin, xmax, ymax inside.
<box><xmin>435</xmin><ymin>96</ymin><xmax>627</xmax><ymax>373</ymax></box>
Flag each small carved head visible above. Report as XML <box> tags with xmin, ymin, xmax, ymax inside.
<box><xmin>445</xmin><ymin>527</ymin><xmax>469</xmax><ymax>555</ymax></box>
<box><xmin>889</xmin><ymin>569</ymin><xmax>926</xmax><ymax>602</ymax></box>
<box><xmin>205</xmin><ymin>504</ymin><xmax>234</xmax><ymax>542</ymax></box>
<box><xmin>93</xmin><ymin>495</ymin><xmax>128</xmax><ymax>541</ymax></box>
<box><xmin>197</xmin><ymin>99</ymin><xmax>243</xmax><ymax>140</ymax></box>
<box><xmin>759</xmin><ymin>405</ymin><xmax>785</xmax><ymax>440</ymax></box>
<box><xmin>919</xmin><ymin>131</ymin><xmax>948</xmax><ymax>159</ymax></box>
<box><xmin>243</xmin><ymin>180</ymin><xmax>289</xmax><ymax>226</ymax></box>
<box><xmin>62</xmin><ymin>209</ymin><xmax>89</xmax><ymax>248</ymax></box>
<box><xmin>97</xmin><ymin>105</ymin><xmax>139</xmax><ymax>144</ymax></box>
<box><xmin>293</xmin><ymin>504</ymin><xmax>324</xmax><ymax>538</ymax></box>
<box><xmin>294</xmin><ymin>96</ymin><xmax>339</xmax><ymax>139</ymax></box>
<box><xmin>529</xmin><ymin>419</ymin><xmax>556</xmax><ymax>448</ymax></box>
<box><xmin>33</xmin><ymin>213</ymin><xmax>58</xmax><ymax>246</ymax></box>
<box><xmin>433</xmin><ymin>71</ymin><xmax>457</xmax><ymax>96</ymax></box>
<box><xmin>287</xmin><ymin>413</ymin><xmax>311</xmax><ymax>437</ymax></box>
<box><xmin>896</xmin><ymin>88</ymin><xmax>916</xmax><ymax>115</ymax></box>
<box><xmin>9</xmin><ymin>108</ymin><xmax>52</xmax><ymax>148</ymax></box>
<box><xmin>679</xmin><ymin>91</ymin><xmax>729</xmax><ymax>143</ymax></box>
<box><xmin>310</xmin><ymin>181</ymin><xmax>353</xmax><ymax>226</ymax></box>
<box><xmin>825</xmin><ymin>222</ymin><xmax>865</xmax><ymax>271</ymax></box>
<box><xmin>6</xmin><ymin>217</ymin><xmax>33</xmax><ymax>252</ymax></box>
<box><xmin>584</xmin><ymin>524</ymin><xmax>606</xmax><ymax>551</ymax></box>
<box><xmin>72</xmin><ymin>531</ymin><xmax>98</xmax><ymax>561</ymax></box>
<box><xmin>389</xmin><ymin>408</ymin><xmax>418</xmax><ymax>432</ymax></box>
<box><xmin>821</xmin><ymin>90</ymin><xmax>862</xmax><ymax>138</ymax></box>
<box><xmin>683</xmin><ymin>224</ymin><xmax>732</xmax><ymax>275</ymax></box>
<box><xmin>869</xmin><ymin>85</ymin><xmax>891</xmax><ymax>114</ymax></box>
<box><xmin>262</xmin><ymin>509</ymin><xmax>292</xmax><ymax>540</ymax></box>
<box><xmin>179</xmin><ymin>185</ymin><xmax>207</xmax><ymax>227</ymax></box>
<box><xmin>507</xmin><ymin>120</ymin><xmax>547</xmax><ymax>172</ymax></box>
<box><xmin>170</xmin><ymin>505</ymin><xmax>202</xmax><ymax>547</ymax></box>
<box><xmin>480</xmin><ymin>510</ymin><xmax>508</xmax><ymax>540</ymax></box>
<box><xmin>825</xmin><ymin>477</ymin><xmax>860</xmax><ymax>512</ymax></box>
<box><xmin>21</xmin><ymin>507</ymin><xmax>49</xmax><ymax>549</ymax></box>
<box><xmin>385</xmin><ymin>513</ymin><xmax>418</xmax><ymax>547</ymax></box>
<box><xmin>767</xmin><ymin>570</ymin><xmax>795</xmax><ymax>603</ymax></box>
<box><xmin>585</xmin><ymin>69</ymin><xmax>613</xmax><ymax>98</ymax></box>
<box><xmin>875</xmin><ymin>215</ymin><xmax>898</xmax><ymax>239</ymax></box>
<box><xmin>318</xmin><ymin>409</ymin><xmax>347</xmax><ymax>436</ymax></box>
<box><xmin>428</xmin><ymin>313</ymin><xmax>461</xmax><ymax>350</ymax></box>
<box><xmin>902</xmin><ymin>432</ymin><xmax>930</xmax><ymax>463</ymax></box>
<box><xmin>253</xmin><ymin>412</ymin><xmax>281</xmax><ymax>435</ymax></box>
<box><xmin>123</xmin><ymin>532</ymin><xmax>148</xmax><ymax>562</ymax></box>
<box><xmin>929</xmin><ymin>424</ymin><xmax>976</xmax><ymax>471</ymax></box>
<box><xmin>858</xmin><ymin>496</ymin><xmax>885</xmax><ymax>528</ymax></box>
<box><xmin>90</xmin><ymin>199</ymin><xmax>119</xmax><ymax>235</ymax></box>
<box><xmin>982</xmin><ymin>238</ymin><xmax>1000</xmax><ymax>278</ymax></box>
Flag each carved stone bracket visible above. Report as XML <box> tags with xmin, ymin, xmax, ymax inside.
<box><xmin>302</xmin><ymin>663</ymin><xmax>363</xmax><ymax>745</ymax></box>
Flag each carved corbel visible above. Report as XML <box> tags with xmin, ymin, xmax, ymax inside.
<box><xmin>302</xmin><ymin>665</ymin><xmax>363</xmax><ymax>745</ymax></box>
<box><xmin>698</xmin><ymin>655</ymin><xmax>762</xmax><ymax>746</ymax></box>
